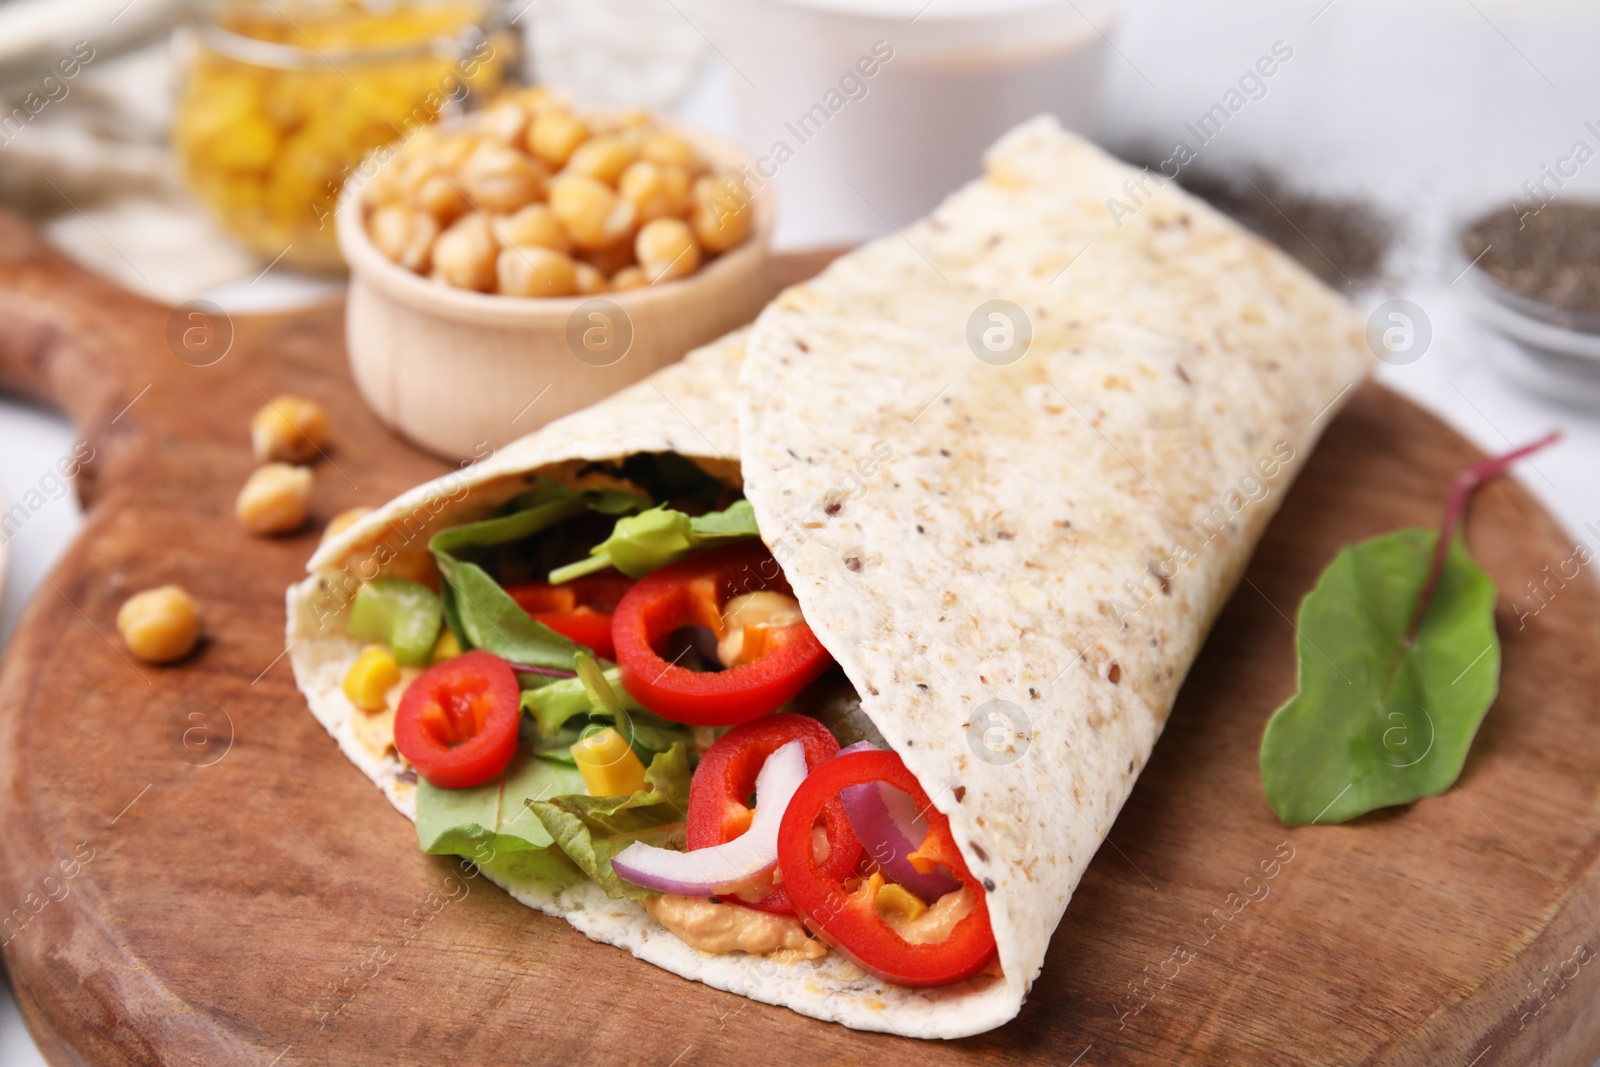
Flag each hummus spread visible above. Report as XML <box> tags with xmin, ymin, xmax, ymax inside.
<box><xmin>642</xmin><ymin>895</ymin><xmax>827</xmax><ymax>961</ymax></box>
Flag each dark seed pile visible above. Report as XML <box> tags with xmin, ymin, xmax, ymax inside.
<box><xmin>1462</xmin><ymin>202</ymin><xmax>1600</xmax><ymax>318</ymax></box>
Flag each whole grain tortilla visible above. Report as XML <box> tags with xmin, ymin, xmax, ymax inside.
<box><xmin>288</xmin><ymin>117</ymin><xmax>1373</xmax><ymax>1039</ymax></box>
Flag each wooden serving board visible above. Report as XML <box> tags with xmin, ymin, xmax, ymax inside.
<box><xmin>3</xmin><ymin>209</ymin><xmax>1600</xmax><ymax>1067</ymax></box>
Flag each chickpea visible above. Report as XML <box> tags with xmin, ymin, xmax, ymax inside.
<box><xmin>368</xmin><ymin>205</ymin><xmax>439</xmax><ymax>272</ymax></box>
<box><xmin>548</xmin><ymin>172</ymin><xmax>636</xmax><ymax>250</ymax></box>
<box><xmin>528</xmin><ymin>109</ymin><xmax>589</xmax><ymax>169</ymax></box>
<box><xmin>498</xmin><ymin>203</ymin><xmax>571</xmax><ymax>252</ymax></box>
<box><xmin>410</xmin><ymin>172</ymin><xmax>469</xmax><ymax>223</ymax></box>
<box><xmin>477</xmin><ymin>98</ymin><xmax>529</xmax><ymax>144</ymax></box>
<box><xmin>236</xmin><ymin>463</ymin><xmax>313</xmax><ymax>535</ymax></box>
<box><xmin>564</xmin><ymin>135</ymin><xmax>636</xmax><ymax>186</ymax></box>
<box><xmin>610</xmin><ymin>266</ymin><xmax>648</xmax><ymax>291</ymax></box>
<box><xmin>117</xmin><ymin>585</ymin><xmax>202</xmax><ymax>664</ymax></box>
<box><xmin>459</xmin><ymin>142</ymin><xmax>546</xmax><ymax>213</ymax></box>
<box><xmin>322</xmin><ymin>506</ymin><xmax>372</xmax><ymax>542</ymax></box>
<box><xmin>251</xmin><ymin>395</ymin><xmax>329</xmax><ymax>464</ymax></box>
<box><xmin>431</xmin><ymin>213</ymin><xmax>499</xmax><ymax>291</ymax></box>
<box><xmin>635</xmin><ymin>217</ymin><xmax>700</xmax><ymax>283</ymax></box>
<box><xmin>579</xmin><ymin>238</ymin><xmax>636</xmax><ymax>277</ymax></box>
<box><xmin>497</xmin><ymin>246</ymin><xmax>579</xmax><ymax>298</ymax></box>
<box><xmin>638</xmin><ymin>130</ymin><xmax>701</xmax><ymax>172</ymax></box>
<box><xmin>691</xmin><ymin>173</ymin><xmax>754</xmax><ymax>253</ymax></box>
<box><xmin>573</xmin><ymin>261</ymin><xmax>608</xmax><ymax>295</ymax></box>
<box><xmin>618</xmin><ymin>161</ymin><xmax>679</xmax><ymax>225</ymax></box>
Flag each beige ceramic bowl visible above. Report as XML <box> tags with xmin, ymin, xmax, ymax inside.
<box><xmin>337</xmin><ymin>126</ymin><xmax>774</xmax><ymax>460</ymax></box>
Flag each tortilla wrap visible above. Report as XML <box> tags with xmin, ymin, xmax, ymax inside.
<box><xmin>288</xmin><ymin>116</ymin><xmax>1372</xmax><ymax>1039</ymax></box>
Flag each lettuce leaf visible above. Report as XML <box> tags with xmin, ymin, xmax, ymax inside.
<box><xmin>548</xmin><ymin>499</ymin><xmax>758</xmax><ymax>583</ymax></box>
<box><xmin>527</xmin><ymin>744</ymin><xmax>693</xmax><ymax>899</ymax></box>
<box><xmin>416</xmin><ymin>742</ymin><xmax>585</xmax><ymax>860</ymax></box>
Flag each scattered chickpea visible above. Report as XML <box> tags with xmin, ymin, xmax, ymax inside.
<box><xmin>528</xmin><ymin>109</ymin><xmax>589</xmax><ymax>168</ymax></box>
<box><xmin>432</xmin><ymin>213</ymin><xmax>499</xmax><ymax>291</ymax></box>
<box><xmin>237</xmin><ymin>463</ymin><xmax>313</xmax><ymax>535</ymax></box>
<box><xmin>498</xmin><ymin>203</ymin><xmax>571</xmax><ymax>252</ymax></box>
<box><xmin>497</xmin><ymin>245</ymin><xmax>579</xmax><ymax>298</ymax></box>
<box><xmin>691</xmin><ymin>174</ymin><xmax>753</xmax><ymax>253</ymax></box>
<box><xmin>117</xmin><ymin>585</ymin><xmax>202</xmax><ymax>664</ymax></box>
<box><xmin>322</xmin><ymin>506</ymin><xmax>372</xmax><ymax>542</ymax></box>
<box><xmin>548</xmin><ymin>172</ymin><xmax>636</xmax><ymax>250</ymax></box>
<box><xmin>250</xmin><ymin>395</ymin><xmax>329</xmax><ymax>464</ymax></box>
<box><xmin>635</xmin><ymin>217</ymin><xmax>701</xmax><ymax>283</ymax></box>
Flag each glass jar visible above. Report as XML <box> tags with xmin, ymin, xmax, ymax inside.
<box><xmin>173</xmin><ymin>0</ymin><xmax>520</xmax><ymax>272</ymax></box>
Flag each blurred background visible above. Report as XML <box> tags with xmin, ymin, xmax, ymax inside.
<box><xmin>4</xmin><ymin>0</ymin><xmax>1600</xmax><ymax>1060</ymax></box>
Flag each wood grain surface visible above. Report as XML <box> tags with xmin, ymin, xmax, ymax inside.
<box><xmin>2</xmin><ymin>210</ymin><xmax>1599</xmax><ymax>1067</ymax></box>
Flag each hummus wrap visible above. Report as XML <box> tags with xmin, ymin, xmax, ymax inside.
<box><xmin>288</xmin><ymin>116</ymin><xmax>1371</xmax><ymax>1038</ymax></box>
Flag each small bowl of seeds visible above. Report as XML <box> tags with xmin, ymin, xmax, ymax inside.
<box><xmin>1454</xmin><ymin>201</ymin><xmax>1600</xmax><ymax>402</ymax></box>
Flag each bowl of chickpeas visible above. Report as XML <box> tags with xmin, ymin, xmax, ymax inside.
<box><xmin>336</xmin><ymin>87</ymin><xmax>774</xmax><ymax>460</ymax></box>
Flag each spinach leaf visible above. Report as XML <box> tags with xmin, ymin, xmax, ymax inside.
<box><xmin>548</xmin><ymin>499</ymin><xmax>758</xmax><ymax>583</ymax></box>
<box><xmin>1259</xmin><ymin>530</ymin><xmax>1499</xmax><ymax>825</ymax></box>
<box><xmin>527</xmin><ymin>744</ymin><xmax>693</xmax><ymax>899</ymax></box>
<box><xmin>434</xmin><ymin>555</ymin><xmax>580</xmax><ymax>670</ymax></box>
<box><xmin>427</xmin><ymin>482</ymin><xmax>649</xmax><ymax>666</ymax></box>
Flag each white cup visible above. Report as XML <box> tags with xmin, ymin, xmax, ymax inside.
<box><xmin>696</xmin><ymin>0</ymin><xmax>1119</xmax><ymax>246</ymax></box>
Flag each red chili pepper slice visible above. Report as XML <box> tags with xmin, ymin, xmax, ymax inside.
<box><xmin>687</xmin><ymin>714</ymin><xmax>861</xmax><ymax>915</ymax></box>
<box><xmin>777</xmin><ymin>750</ymin><xmax>997</xmax><ymax>987</ymax></box>
<box><xmin>611</xmin><ymin>541</ymin><xmax>833</xmax><ymax>725</ymax></box>
<box><xmin>393</xmin><ymin>651</ymin><xmax>521</xmax><ymax>789</ymax></box>
<box><xmin>506</xmin><ymin>573</ymin><xmax>633</xmax><ymax>660</ymax></box>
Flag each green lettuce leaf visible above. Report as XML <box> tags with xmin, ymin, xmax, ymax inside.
<box><xmin>416</xmin><ymin>743</ymin><xmax>586</xmax><ymax>860</ymax></box>
<box><xmin>521</xmin><ymin>659</ymin><xmax>693</xmax><ymax>763</ymax></box>
<box><xmin>1260</xmin><ymin>530</ymin><xmax>1500</xmax><ymax>825</ymax></box>
<box><xmin>527</xmin><ymin>744</ymin><xmax>693</xmax><ymax>899</ymax></box>
<box><xmin>548</xmin><ymin>499</ymin><xmax>757</xmax><ymax>583</ymax></box>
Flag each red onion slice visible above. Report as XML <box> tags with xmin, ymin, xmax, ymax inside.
<box><xmin>612</xmin><ymin>740</ymin><xmax>808</xmax><ymax>897</ymax></box>
<box><xmin>840</xmin><ymin>777</ymin><xmax>961</xmax><ymax>903</ymax></box>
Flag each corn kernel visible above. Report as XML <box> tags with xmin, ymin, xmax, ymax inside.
<box><xmin>117</xmin><ymin>585</ymin><xmax>202</xmax><ymax>664</ymax></box>
<box><xmin>429</xmin><ymin>628</ymin><xmax>462</xmax><ymax>663</ymax></box>
<box><xmin>635</xmin><ymin>217</ymin><xmax>700</xmax><ymax>283</ymax></box>
<box><xmin>250</xmin><ymin>394</ymin><xmax>329</xmax><ymax>464</ymax></box>
<box><xmin>236</xmin><ymin>462</ymin><xmax>312</xmax><ymax>535</ymax></box>
<box><xmin>344</xmin><ymin>644</ymin><xmax>401</xmax><ymax>711</ymax></box>
<box><xmin>497</xmin><ymin>245</ymin><xmax>578</xmax><ymax>298</ymax></box>
<box><xmin>571</xmin><ymin>726</ymin><xmax>648</xmax><ymax>796</ymax></box>
<box><xmin>875</xmin><ymin>882</ymin><xmax>930</xmax><ymax>926</ymax></box>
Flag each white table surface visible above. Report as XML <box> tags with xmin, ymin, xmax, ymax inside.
<box><xmin>6</xmin><ymin>0</ymin><xmax>1600</xmax><ymax>1061</ymax></box>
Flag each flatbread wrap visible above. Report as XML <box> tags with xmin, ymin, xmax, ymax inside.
<box><xmin>288</xmin><ymin>116</ymin><xmax>1372</xmax><ymax>1039</ymax></box>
